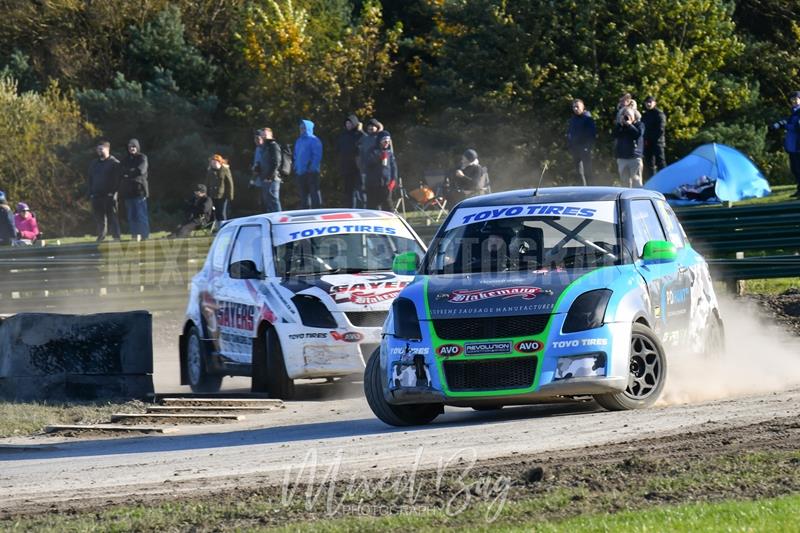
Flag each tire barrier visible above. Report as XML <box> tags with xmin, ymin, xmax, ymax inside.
<box><xmin>0</xmin><ymin>311</ymin><xmax>154</xmax><ymax>401</ymax></box>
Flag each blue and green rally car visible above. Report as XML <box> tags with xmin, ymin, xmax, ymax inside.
<box><xmin>364</xmin><ymin>187</ymin><xmax>724</xmax><ymax>426</ymax></box>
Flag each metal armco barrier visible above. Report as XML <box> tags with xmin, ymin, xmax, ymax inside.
<box><xmin>0</xmin><ymin>237</ymin><xmax>212</xmax><ymax>314</ymax></box>
<box><xmin>674</xmin><ymin>201</ymin><xmax>800</xmax><ymax>281</ymax></box>
<box><xmin>0</xmin><ymin>202</ymin><xmax>796</xmax><ymax>317</ymax></box>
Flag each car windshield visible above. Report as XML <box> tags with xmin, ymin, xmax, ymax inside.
<box><xmin>425</xmin><ymin>204</ymin><xmax>621</xmax><ymax>275</ymax></box>
<box><xmin>274</xmin><ymin>233</ymin><xmax>422</xmax><ymax>277</ymax></box>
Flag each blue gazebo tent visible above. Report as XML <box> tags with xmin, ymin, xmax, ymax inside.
<box><xmin>644</xmin><ymin>143</ymin><xmax>771</xmax><ymax>204</ymax></box>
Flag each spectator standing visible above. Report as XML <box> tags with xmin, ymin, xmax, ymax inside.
<box><xmin>772</xmin><ymin>91</ymin><xmax>800</xmax><ymax>198</ymax></box>
<box><xmin>169</xmin><ymin>184</ymin><xmax>214</xmax><ymax>238</ymax></box>
<box><xmin>87</xmin><ymin>140</ymin><xmax>121</xmax><ymax>242</ymax></box>
<box><xmin>336</xmin><ymin>114</ymin><xmax>365</xmax><ymax>208</ymax></box>
<box><xmin>14</xmin><ymin>202</ymin><xmax>41</xmax><ymax>242</ymax></box>
<box><xmin>119</xmin><ymin>138</ymin><xmax>150</xmax><ymax>241</ymax></box>
<box><xmin>257</xmin><ymin>128</ymin><xmax>282</xmax><ymax>212</ymax></box>
<box><xmin>358</xmin><ymin>118</ymin><xmax>383</xmax><ymax>193</ymax></box>
<box><xmin>642</xmin><ymin>96</ymin><xmax>667</xmax><ymax>180</ymax></box>
<box><xmin>294</xmin><ymin>119</ymin><xmax>323</xmax><ymax>209</ymax></box>
<box><xmin>0</xmin><ymin>191</ymin><xmax>17</xmax><ymax>246</ymax></box>
<box><xmin>206</xmin><ymin>154</ymin><xmax>235</xmax><ymax>226</ymax></box>
<box><xmin>613</xmin><ymin>108</ymin><xmax>646</xmax><ymax>188</ymax></box>
<box><xmin>566</xmin><ymin>100</ymin><xmax>596</xmax><ymax>186</ymax></box>
<box><xmin>366</xmin><ymin>131</ymin><xmax>397</xmax><ymax>211</ymax></box>
<box><xmin>251</xmin><ymin>128</ymin><xmax>265</xmax><ymax>201</ymax></box>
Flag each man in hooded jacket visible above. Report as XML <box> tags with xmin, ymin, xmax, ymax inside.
<box><xmin>119</xmin><ymin>138</ymin><xmax>150</xmax><ymax>241</ymax></box>
<box><xmin>773</xmin><ymin>91</ymin><xmax>800</xmax><ymax>197</ymax></box>
<box><xmin>336</xmin><ymin>114</ymin><xmax>365</xmax><ymax>208</ymax></box>
<box><xmin>294</xmin><ymin>119</ymin><xmax>323</xmax><ymax>208</ymax></box>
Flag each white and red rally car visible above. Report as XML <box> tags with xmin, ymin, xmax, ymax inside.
<box><xmin>179</xmin><ymin>209</ymin><xmax>427</xmax><ymax>398</ymax></box>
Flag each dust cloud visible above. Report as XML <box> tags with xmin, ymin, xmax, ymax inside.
<box><xmin>659</xmin><ymin>294</ymin><xmax>800</xmax><ymax>405</ymax></box>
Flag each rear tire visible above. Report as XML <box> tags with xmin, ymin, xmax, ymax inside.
<box><xmin>252</xmin><ymin>327</ymin><xmax>295</xmax><ymax>400</ymax></box>
<box><xmin>702</xmin><ymin>313</ymin><xmax>725</xmax><ymax>358</ymax></box>
<box><xmin>594</xmin><ymin>323</ymin><xmax>667</xmax><ymax>411</ymax></box>
<box><xmin>186</xmin><ymin>325</ymin><xmax>222</xmax><ymax>393</ymax></box>
<box><xmin>364</xmin><ymin>348</ymin><xmax>441</xmax><ymax>427</ymax></box>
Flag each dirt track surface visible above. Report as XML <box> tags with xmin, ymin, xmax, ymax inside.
<box><xmin>1</xmin><ymin>384</ymin><xmax>798</xmax><ymax>516</ymax></box>
<box><xmin>1</xmin><ymin>293</ymin><xmax>798</xmax><ymax>517</ymax></box>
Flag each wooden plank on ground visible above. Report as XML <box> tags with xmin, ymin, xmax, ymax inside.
<box><xmin>159</xmin><ymin>397</ymin><xmax>283</xmax><ymax>407</ymax></box>
<box><xmin>111</xmin><ymin>413</ymin><xmax>245</xmax><ymax>422</ymax></box>
<box><xmin>152</xmin><ymin>392</ymin><xmax>276</xmax><ymax>400</ymax></box>
<box><xmin>146</xmin><ymin>405</ymin><xmax>280</xmax><ymax>413</ymax></box>
<box><xmin>45</xmin><ymin>424</ymin><xmax>179</xmax><ymax>434</ymax></box>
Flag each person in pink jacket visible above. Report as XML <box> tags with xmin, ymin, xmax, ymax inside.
<box><xmin>14</xmin><ymin>202</ymin><xmax>41</xmax><ymax>242</ymax></box>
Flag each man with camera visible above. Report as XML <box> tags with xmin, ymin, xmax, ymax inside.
<box><xmin>613</xmin><ymin>108</ymin><xmax>645</xmax><ymax>188</ymax></box>
<box><xmin>772</xmin><ymin>91</ymin><xmax>800</xmax><ymax>198</ymax></box>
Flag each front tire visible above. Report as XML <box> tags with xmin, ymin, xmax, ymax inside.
<box><xmin>594</xmin><ymin>323</ymin><xmax>667</xmax><ymax>411</ymax></box>
<box><xmin>364</xmin><ymin>348</ymin><xmax>441</xmax><ymax>427</ymax></box>
<box><xmin>186</xmin><ymin>325</ymin><xmax>222</xmax><ymax>393</ymax></box>
<box><xmin>252</xmin><ymin>327</ymin><xmax>295</xmax><ymax>400</ymax></box>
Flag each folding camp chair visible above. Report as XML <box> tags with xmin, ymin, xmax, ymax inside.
<box><xmin>406</xmin><ymin>172</ymin><xmax>448</xmax><ymax>224</ymax></box>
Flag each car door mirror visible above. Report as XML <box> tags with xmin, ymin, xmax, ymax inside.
<box><xmin>641</xmin><ymin>240</ymin><xmax>677</xmax><ymax>264</ymax></box>
<box><xmin>392</xmin><ymin>252</ymin><xmax>420</xmax><ymax>276</ymax></box>
<box><xmin>229</xmin><ymin>260</ymin><xmax>264</xmax><ymax>280</ymax></box>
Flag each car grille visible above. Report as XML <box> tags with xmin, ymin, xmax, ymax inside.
<box><xmin>346</xmin><ymin>311</ymin><xmax>388</xmax><ymax>328</ymax></box>
<box><xmin>432</xmin><ymin>315</ymin><xmax>550</xmax><ymax>340</ymax></box>
<box><xmin>444</xmin><ymin>357</ymin><xmax>537</xmax><ymax>392</ymax></box>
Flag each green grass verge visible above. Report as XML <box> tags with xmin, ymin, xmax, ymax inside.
<box><xmin>3</xmin><ymin>450</ymin><xmax>797</xmax><ymax>532</ymax></box>
<box><xmin>731</xmin><ymin>184</ymin><xmax>797</xmax><ymax>206</ymax></box>
<box><xmin>742</xmin><ymin>277</ymin><xmax>800</xmax><ymax>295</ymax></box>
<box><xmin>263</xmin><ymin>493</ymin><xmax>800</xmax><ymax>533</ymax></box>
<box><xmin>0</xmin><ymin>400</ymin><xmax>144</xmax><ymax>437</ymax></box>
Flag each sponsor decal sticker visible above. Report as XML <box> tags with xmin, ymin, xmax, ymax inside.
<box><xmin>272</xmin><ymin>218</ymin><xmax>414</xmax><ymax>245</ymax></box>
<box><xmin>447</xmin><ymin>286</ymin><xmax>543</xmax><ymax>303</ymax></box>
<box><xmin>436</xmin><ymin>344</ymin><xmax>463</xmax><ymax>356</ymax></box>
<box><xmin>330</xmin><ymin>331</ymin><xmax>364</xmax><ymax>343</ymax></box>
<box><xmin>216</xmin><ymin>302</ymin><xmax>255</xmax><ymax>331</ymax></box>
<box><xmin>429</xmin><ymin>303</ymin><xmax>555</xmax><ymax>317</ymax></box>
<box><xmin>288</xmin><ymin>332</ymin><xmax>329</xmax><ymax>340</ymax></box>
<box><xmin>390</xmin><ymin>346</ymin><xmax>431</xmax><ymax>356</ymax></box>
<box><xmin>551</xmin><ymin>338</ymin><xmax>608</xmax><ymax>349</ymax></box>
<box><xmin>464</xmin><ymin>341</ymin><xmax>512</xmax><ymax>355</ymax></box>
<box><xmin>515</xmin><ymin>340</ymin><xmax>543</xmax><ymax>353</ymax></box>
<box><xmin>445</xmin><ymin>202</ymin><xmax>617</xmax><ymax>230</ymax></box>
<box><xmin>666</xmin><ymin>287</ymin><xmax>690</xmax><ymax>305</ymax></box>
<box><xmin>329</xmin><ymin>275</ymin><xmax>409</xmax><ymax>305</ymax></box>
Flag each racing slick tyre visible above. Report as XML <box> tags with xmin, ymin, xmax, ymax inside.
<box><xmin>364</xmin><ymin>348</ymin><xmax>441</xmax><ymax>427</ymax></box>
<box><xmin>186</xmin><ymin>325</ymin><xmax>223</xmax><ymax>393</ymax></box>
<box><xmin>594</xmin><ymin>323</ymin><xmax>667</xmax><ymax>411</ymax></box>
<box><xmin>253</xmin><ymin>327</ymin><xmax>295</xmax><ymax>400</ymax></box>
<box><xmin>702</xmin><ymin>314</ymin><xmax>725</xmax><ymax>359</ymax></box>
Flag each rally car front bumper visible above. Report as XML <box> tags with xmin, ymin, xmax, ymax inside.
<box><xmin>382</xmin><ymin>320</ymin><xmax>632</xmax><ymax>406</ymax></box>
<box><xmin>276</xmin><ymin>323</ymin><xmax>383</xmax><ymax>379</ymax></box>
